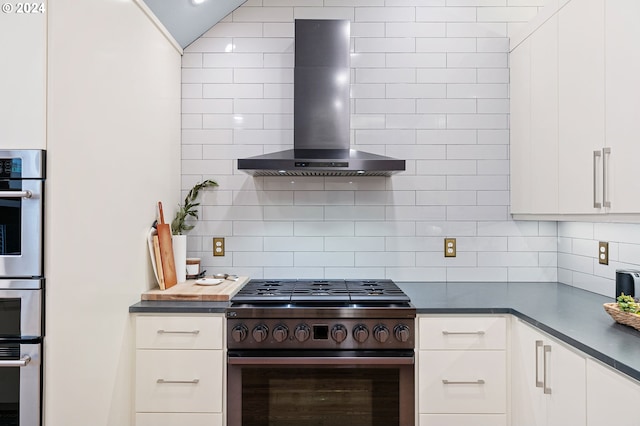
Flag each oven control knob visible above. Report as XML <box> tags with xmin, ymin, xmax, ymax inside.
<box><xmin>373</xmin><ymin>325</ymin><xmax>390</xmax><ymax>343</ymax></box>
<box><xmin>331</xmin><ymin>324</ymin><xmax>348</xmax><ymax>343</ymax></box>
<box><xmin>252</xmin><ymin>324</ymin><xmax>269</xmax><ymax>343</ymax></box>
<box><xmin>294</xmin><ymin>324</ymin><xmax>311</xmax><ymax>342</ymax></box>
<box><xmin>394</xmin><ymin>324</ymin><xmax>411</xmax><ymax>343</ymax></box>
<box><xmin>353</xmin><ymin>324</ymin><xmax>369</xmax><ymax>343</ymax></box>
<box><xmin>273</xmin><ymin>324</ymin><xmax>289</xmax><ymax>343</ymax></box>
<box><xmin>231</xmin><ymin>324</ymin><xmax>248</xmax><ymax>343</ymax></box>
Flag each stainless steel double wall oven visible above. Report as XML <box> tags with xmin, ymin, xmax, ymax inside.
<box><xmin>0</xmin><ymin>150</ymin><xmax>45</xmax><ymax>426</ymax></box>
<box><xmin>227</xmin><ymin>279</ymin><xmax>416</xmax><ymax>426</ymax></box>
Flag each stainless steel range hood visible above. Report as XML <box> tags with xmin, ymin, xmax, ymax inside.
<box><xmin>237</xmin><ymin>19</ymin><xmax>405</xmax><ymax>177</ymax></box>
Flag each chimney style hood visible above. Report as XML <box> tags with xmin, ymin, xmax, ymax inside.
<box><xmin>238</xmin><ymin>19</ymin><xmax>405</xmax><ymax>177</ymax></box>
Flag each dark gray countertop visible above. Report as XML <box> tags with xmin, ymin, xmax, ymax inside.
<box><xmin>129</xmin><ymin>281</ymin><xmax>640</xmax><ymax>382</ymax></box>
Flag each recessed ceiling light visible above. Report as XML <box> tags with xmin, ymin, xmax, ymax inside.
<box><xmin>191</xmin><ymin>0</ymin><xmax>206</xmax><ymax>5</ymax></box>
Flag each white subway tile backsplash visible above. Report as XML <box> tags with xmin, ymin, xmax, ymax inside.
<box><xmin>356</xmin><ymin>252</ymin><xmax>416</xmax><ymax>267</ymax></box>
<box><xmin>296</xmin><ymin>252</ymin><xmax>355</xmax><ymax>267</ymax></box>
<box><xmin>446</xmin><ymin>22</ymin><xmax>508</xmax><ymax>38</ymax></box>
<box><xmin>356</xmin><ymin>7</ymin><xmax>416</xmax><ymax>22</ymax></box>
<box><xmin>295</xmin><ymin>222</ymin><xmax>355</xmax><ymax>237</ymax></box>
<box><xmin>416</xmin><ymin>7</ymin><xmax>476</xmax><ymax>22</ymax></box>
<box><xmin>385</xmin><ymin>22</ymin><xmax>445</xmax><ymax>38</ymax></box>
<box><xmin>356</xmin><ymin>37</ymin><xmax>416</xmax><ymax>53</ymax></box>
<box><xmin>232</xmin><ymin>7</ymin><xmax>294</xmax><ymax>22</ymax></box>
<box><xmin>179</xmin><ymin>1</ymin><xmax>575</xmax><ymax>280</ymax></box>
<box><xmin>417</xmin><ymin>38</ymin><xmax>476</xmax><ymax>53</ymax></box>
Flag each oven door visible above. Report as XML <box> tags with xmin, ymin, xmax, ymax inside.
<box><xmin>0</xmin><ymin>340</ymin><xmax>41</xmax><ymax>426</ymax></box>
<box><xmin>0</xmin><ymin>177</ymin><xmax>43</xmax><ymax>278</ymax></box>
<box><xmin>228</xmin><ymin>351</ymin><xmax>415</xmax><ymax>426</ymax></box>
<box><xmin>0</xmin><ymin>283</ymin><xmax>42</xmax><ymax>338</ymax></box>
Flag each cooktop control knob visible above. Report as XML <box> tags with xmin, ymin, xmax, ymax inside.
<box><xmin>231</xmin><ymin>324</ymin><xmax>248</xmax><ymax>343</ymax></box>
<box><xmin>252</xmin><ymin>324</ymin><xmax>269</xmax><ymax>343</ymax></box>
<box><xmin>331</xmin><ymin>324</ymin><xmax>348</xmax><ymax>343</ymax></box>
<box><xmin>273</xmin><ymin>324</ymin><xmax>289</xmax><ymax>342</ymax></box>
<box><xmin>373</xmin><ymin>324</ymin><xmax>390</xmax><ymax>343</ymax></box>
<box><xmin>353</xmin><ymin>324</ymin><xmax>369</xmax><ymax>343</ymax></box>
<box><xmin>394</xmin><ymin>324</ymin><xmax>411</xmax><ymax>343</ymax></box>
<box><xmin>294</xmin><ymin>324</ymin><xmax>310</xmax><ymax>342</ymax></box>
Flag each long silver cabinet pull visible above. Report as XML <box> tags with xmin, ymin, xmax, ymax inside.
<box><xmin>593</xmin><ymin>150</ymin><xmax>602</xmax><ymax>208</ymax></box>
<box><xmin>603</xmin><ymin>147</ymin><xmax>611</xmax><ymax>208</ymax></box>
<box><xmin>442</xmin><ymin>330</ymin><xmax>485</xmax><ymax>335</ymax></box>
<box><xmin>157</xmin><ymin>329</ymin><xmax>200</xmax><ymax>335</ymax></box>
<box><xmin>0</xmin><ymin>355</ymin><xmax>31</xmax><ymax>367</ymax></box>
<box><xmin>535</xmin><ymin>340</ymin><xmax>543</xmax><ymax>388</ymax></box>
<box><xmin>442</xmin><ymin>379</ymin><xmax>485</xmax><ymax>385</ymax></box>
<box><xmin>0</xmin><ymin>190</ymin><xmax>32</xmax><ymax>199</ymax></box>
<box><xmin>543</xmin><ymin>345</ymin><xmax>552</xmax><ymax>394</ymax></box>
<box><xmin>157</xmin><ymin>379</ymin><xmax>200</xmax><ymax>384</ymax></box>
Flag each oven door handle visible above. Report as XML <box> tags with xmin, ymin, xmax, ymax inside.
<box><xmin>0</xmin><ymin>355</ymin><xmax>31</xmax><ymax>367</ymax></box>
<box><xmin>0</xmin><ymin>190</ymin><xmax>33</xmax><ymax>199</ymax></box>
<box><xmin>228</xmin><ymin>356</ymin><xmax>414</xmax><ymax>365</ymax></box>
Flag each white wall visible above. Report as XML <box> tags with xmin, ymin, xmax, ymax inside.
<box><xmin>44</xmin><ymin>0</ymin><xmax>181</xmax><ymax>425</ymax></box>
<box><xmin>180</xmin><ymin>0</ymin><xmax>558</xmax><ymax>282</ymax></box>
<box><xmin>0</xmin><ymin>2</ymin><xmax>46</xmax><ymax>148</ymax></box>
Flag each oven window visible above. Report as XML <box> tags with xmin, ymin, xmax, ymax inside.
<box><xmin>0</xmin><ymin>179</ymin><xmax>23</xmax><ymax>256</ymax></box>
<box><xmin>0</xmin><ymin>299</ymin><xmax>20</xmax><ymax>337</ymax></box>
<box><xmin>242</xmin><ymin>368</ymin><xmax>400</xmax><ymax>426</ymax></box>
<box><xmin>0</xmin><ymin>343</ymin><xmax>20</xmax><ymax>426</ymax></box>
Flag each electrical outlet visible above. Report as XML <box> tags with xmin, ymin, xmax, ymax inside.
<box><xmin>213</xmin><ymin>237</ymin><xmax>225</xmax><ymax>257</ymax></box>
<box><xmin>598</xmin><ymin>241</ymin><xmax>608</xmax><ymax>265</ymax></box>
<box><xmin>444</xmin><ymin>238</ymin><xmax>456</xmax><ymax>257</ymax></box>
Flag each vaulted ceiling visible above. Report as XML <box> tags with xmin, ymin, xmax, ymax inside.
<box><xmin>143</xmin><ymin>0</ymin><xmax>246</xmax><ymax>49</ymax></box>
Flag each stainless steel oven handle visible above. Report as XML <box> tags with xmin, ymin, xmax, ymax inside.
<box><xmin>0</xmin><ymin>355</ymin><xmax>31</xmax><ymax>367</ymax></box>
<box><xmin>0</xmin><ymin>190</ymin><xmax>33</xmax><ymax>199</ymax></box>
<box><xmin>228</xmin><ymin>356</ymin><xmax>414</xmax><ymax>366</ymax></box>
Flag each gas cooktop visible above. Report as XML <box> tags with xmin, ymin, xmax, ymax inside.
<box><xmin>231</xmin><ymin>279</ymin><xmax>410</xmax><ymax>305</ymax></box>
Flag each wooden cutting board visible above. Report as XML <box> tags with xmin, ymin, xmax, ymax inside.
<box><xmin>142</xmin><ymin>276</ymin><xmax>249</xmax><ymax>301</ymax></box>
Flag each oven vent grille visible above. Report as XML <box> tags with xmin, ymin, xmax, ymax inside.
<box><xmin>0</xmin><ymin>344</ymin><xmax>19</xmax><ymax>360</ymax></box>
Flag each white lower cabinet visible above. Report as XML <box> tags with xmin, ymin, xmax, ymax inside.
<box><xmin>417</xmin><ymin>315</ymin><xmax>507</xmax><ymax>426</ymax></box>
<box><xmin>134</xmin><ymin>314</ymin><xmax>225</xmax><ymax>426</ymax></box>
<box><xmin>586</xmin><ymin>359</ymin><xmax>640</xmax><ymax>426</ymax></box>
<box><xmin>511</xmin><ymin>318</ymin><xmax>586</xmax><ymax>426</ymax></box>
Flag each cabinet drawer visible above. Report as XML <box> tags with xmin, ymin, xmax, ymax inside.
<box><xmin>135</xmin><ymin>349</ymin><xmax>223</xmax><ymax>413</ymax></box>
<box><xmin>420</xmin><ymin>414</ymin><xmax>507</xmax><ymax>426</ymax></box>
<box><xmin>419</xmin><ymin>316</ymin><xmax>506</xmax><ymax>350</ymax></box>
<box><xmin>419</xmin><ymin>350</ymin><xmax>506</xmax><ymax>414</ymax></box>
<box><xmin>136</xmin><ymin>413</ymin><xmax>223</xmax><ymax>426</ymax></box>
<box><xmin>136</xmin><ymin>315</ymin><xmax>223</xmax><ymax>350</ymax></box>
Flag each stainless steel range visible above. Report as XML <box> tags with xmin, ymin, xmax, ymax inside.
<box><xmin>226</xmin><ymin>279</ymin><xmax>416</xmax><ymax>426</ymax></box>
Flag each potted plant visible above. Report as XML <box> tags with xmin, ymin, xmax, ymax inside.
<box><xmin>171</xmin><ymin>179</ymin><xmax>218</xmax><ymax>282</ymax></box>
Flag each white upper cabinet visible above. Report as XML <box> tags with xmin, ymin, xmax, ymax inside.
<box><xmin>605</xmin><ymin>0</ymin><xmax>640</xmax><ymax>214</ymax></box>
<box><xmin>0</xmin><ymin>7</ymin><xmax>46</xmax><ymax>149</ymax></box>
<box><xmin>510</xmin><ymin>16</ymin><xmax>558</xmax><ymax>215</ymax></box>
<box><xmin>510</xmin><ymin>0</ymin><xmax>640</xmax><ymax>219</ymax></box>
<box><xmin>557</xmin><ymin>0</ymin><xmax>605</xmax><ymax>214</ymax></box>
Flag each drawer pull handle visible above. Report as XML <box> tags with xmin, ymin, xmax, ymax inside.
<box><xmin>535</xmin><ymin>340</ymin><xmax>543</xmax><ymax>388</ymax></box>
<box><xmin>543</xmin><ymin>345</ymin><xmax>552</xmax><ymax>395</ymax></box>
<box><xmin>157</xmin><ymin>329</ymin><xmax>200</xmax><ymax>335</ymax></box>
<box><xmin>442</xmin><ymin>379</ymin><xmax>485</xmax><ymax>385</ymax></box>
<box><xmin>157</xmin><ymin>379</ymin><xmax>200</xmax><ymax>384</ymax></box>
<box><xmin>442</xmin><ymin>330</ymin><xmax>485</xmax><ymax>335</ymax></box>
